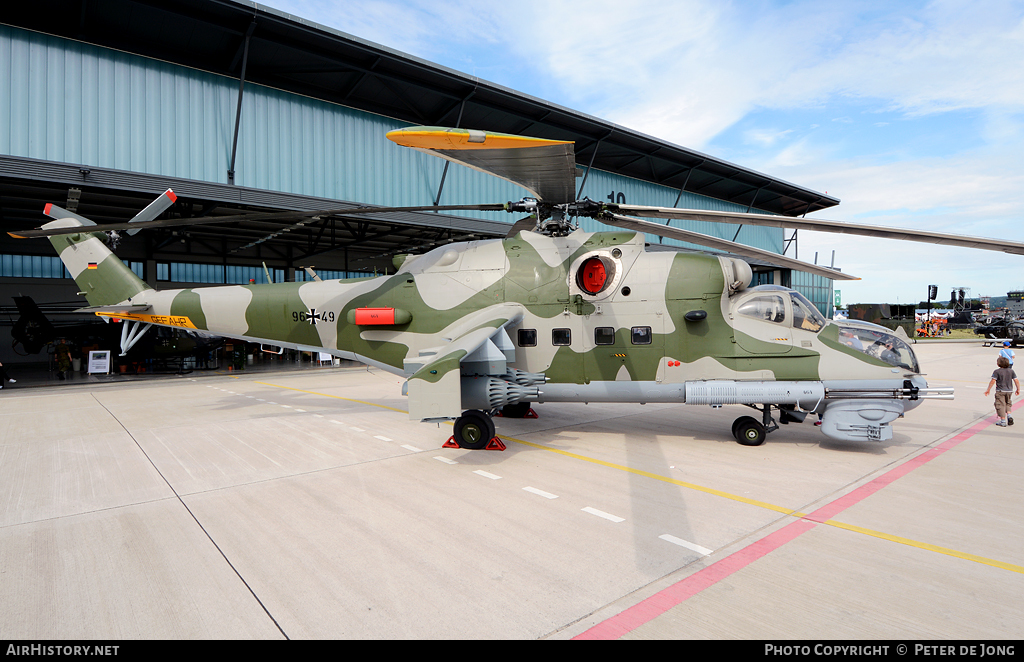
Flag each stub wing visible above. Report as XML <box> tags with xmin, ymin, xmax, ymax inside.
<box><xmin>404</xmin><ymin>305</ymin><xmax>524</xmax><ymax>420</ymax></box>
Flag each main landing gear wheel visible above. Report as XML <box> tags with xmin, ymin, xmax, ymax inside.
<box><xmin>452</xmin><ymin>410</ymin><xmax>496</xmax><ymax>450</ymax></box>
<box><xmin>732</xmin><ymin>416</ymin><xmax>767</xmax><ymax>446</ymax></box>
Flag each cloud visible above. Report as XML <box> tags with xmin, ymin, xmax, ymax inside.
<box><xmin>257</xmin><ymin>0</ymin><xmax>1024</xmax><ymax>303</ymax></box>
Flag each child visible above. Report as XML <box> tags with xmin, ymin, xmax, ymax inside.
<box><xmin>1000</xmin><ymin>340</ymin><xmax>1015</xmax><ymax>367</ymax></box>
<box><xmin>0</xmin><ymin>361</ymin><xmax>14</xmax><ymax>388</ymax></box>
<box><xmin>984</xmin><ymin>356</ymin><xmax>1020</xmax><ymax>427</ymax></box>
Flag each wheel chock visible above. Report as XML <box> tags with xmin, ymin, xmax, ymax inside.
<box><xmin>495</xmin><ymin>408</ymin><xmax>539</xmax><ymax>419</ymax></box>
<box><xmin>441</xmin><ymin>436</ymin><xmax>507</xmax><ymax>451</ymax></box>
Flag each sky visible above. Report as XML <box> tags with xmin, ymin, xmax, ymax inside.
<box><xmin>260</xmin><ymin>0</ymin><xmax>1024</xmax><ymax>306</ymax></box>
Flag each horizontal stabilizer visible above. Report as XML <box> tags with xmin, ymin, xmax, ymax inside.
<box><xmin>74</xmin><ymin>304</ymin><xmax>153</xmax><ymax>315</ymax></box>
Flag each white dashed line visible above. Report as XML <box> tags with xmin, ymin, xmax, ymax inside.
<box><xmin>433</xmin><ymin>456</ymin><xmax>458</xmax><ymax>465</ymax></box>
<box><xmin>313</xmin><ymin>414</ymin><xmax>323</xmax><ymax>418</ymax></box>
<box><xmin>374</xmin><ymin>435</ymin><xmax>393</xmax><ymax>441</ymax></box>
<box><xmin>294</xmin><ymin>409</ymin><xmax>306</xmax><ymax>412</ymax></box>
<box><xmin>523</xmin><ymin>487</ymin><xmax>558</xmax><ymax>499</ymax></box>
<box><xmin>473</xmin><ymin>470</ymin><xmax>501</xmax><ymax>480</ymax></box>
<box><xmin>401</xmin><ymin>444</ymin><xmax>422</xmax><ymax>452</ymax></box>
<box><xmin>582</xmin><ymin>507</ymin><xmax>624</xmax><ymax>523</ymax></box>
<box><xmin>658</xmin><ymin>534</ymin><xmax>713</xmax><ymax>556</ymax></box>
<box><xmin>330</xmin><ymin>420</ymin><xmax>343</xmax><ymax>424</ymax></box>
<box><xmin>281</xmin><ymin>405</ymin><xmax>292</xmax><ymax>409</ymax></box>
<box><xmin>350</xmin><ymin>427</ymin><xmax>365</xmax><ymax>432</ymax></box>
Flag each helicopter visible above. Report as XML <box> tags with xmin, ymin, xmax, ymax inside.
<box><xmin>15</xmin><ymin>126</ymin><xmax>1024</xmax><ymax>449</ymax></box>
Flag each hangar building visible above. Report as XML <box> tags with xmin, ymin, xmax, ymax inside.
<box><xmin>0</xmin><ymin>0</ymin><xmax>839</xmax><ymax>366</ymax></box>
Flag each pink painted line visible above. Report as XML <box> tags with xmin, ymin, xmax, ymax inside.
<box><xmin>574</xmin><ymin>519</ymin><xmax>816</xmax><ymax>640</ymax></box>
<box><xmin>574</xmin><ymin>408</ymin><xmax>1012</xmax><ymax>640</ymax></box>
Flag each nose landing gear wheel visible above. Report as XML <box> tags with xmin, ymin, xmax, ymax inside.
<box><xmin>452</xmin><ymin>410</ymin><xmax>496</xmax><ymax>450</ymax></box>
<box><xmin>733</xmin><ymin>416</ymin><xmax>767</xmax><ymax>446</ymax></box>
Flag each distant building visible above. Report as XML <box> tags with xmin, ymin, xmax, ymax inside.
<box><xmin>1008</xmin><ymin>291</ymin><xmax>1024</xmax><ymax>315</ymax></box>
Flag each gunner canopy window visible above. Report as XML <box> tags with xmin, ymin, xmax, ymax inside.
<box><xmin>737</xmin><ymin>295</ymin><xmax>787</xmax><ymax>324</ymax></box>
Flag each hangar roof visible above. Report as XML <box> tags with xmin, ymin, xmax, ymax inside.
<box><xmin>3</xmin><ymin>0</ymin><xmax>839</xmax><ymax>219</ymax></box>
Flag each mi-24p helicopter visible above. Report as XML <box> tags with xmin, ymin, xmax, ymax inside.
<box><xmin>15</xmin><ymin>127</ymin><xmax>1024</xmax><ymax>448</ymax></box>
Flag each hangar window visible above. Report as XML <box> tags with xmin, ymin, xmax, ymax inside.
<box><xmin>0</xmin><ymin>254</ymin><xmax>70</xmax><ymax>279</ymax></box>
<box><xmin>156</xmin><ymin>261</ymin><xmax>286</xmax><ymax>284</ymax></box>
<box><xmin>295</xmin><ymin>269</ymin><xmax>372</xmax><ymax>281</ymax></box>
<box><xmin>552</xmin><ymin>328</ymin><xmax>571</xmax><ymax>346</ymax></box>
<box><xmin>737</xmin><ymin>294</ymin><xmax>787</xmax><ymax>324</ymax></box>
<box><xmin>594</xmin><ymin>327</ymin><xmax>615</xmax><ymax>345</ymax></box>
<box><xmin>631</xmin><ymin>326</ymin><xmax>652</xmax><ymax>345</ymax></box>
<box><xmin>518</xmin><ymin>329</ymin><xmax>537</xmax><ymax>347</ymax></box>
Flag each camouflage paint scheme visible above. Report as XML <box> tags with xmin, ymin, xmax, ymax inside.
<box><xmin>45</xmin><ymin>215</ymin><xmax>926</xmax><ymax>432</ymax></box>
<box><xmin>30</xmin><ymin>124</ymin><xmax>959</xmax><ymax>445</ymax></box>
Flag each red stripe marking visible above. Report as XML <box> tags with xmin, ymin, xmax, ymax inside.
<box><xmin>164</xmin><ymin>189</ymin><xmax>177</xmax><ymax>203</ymax></box>
<box><xmin>354</xmin><ymin>307</ymin><xmax>396</xmax><ymax>325</ymax></box>
<box><xmin>574</xmin><ymin>405</ymin><xmax>1018</xmax><ymax>640</ymax></box>
<box><xmin>43</xmin><ymin>203</ymin><xmax>53</xmax><ymax>216</ymax></box>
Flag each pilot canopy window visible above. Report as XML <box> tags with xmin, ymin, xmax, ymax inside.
<box><xmin>737</xmin><ymin>295</ymin><xmax>787</xmax><ymax>324</ymax></box>
<box><xmin>790</xmin><ymin>292</ymin><xmax>826</xmax><ymax>332</ymax></box>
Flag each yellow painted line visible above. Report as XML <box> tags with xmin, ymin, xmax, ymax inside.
<box><xmin>249</xmin><ymin>381</ymin><xmax>801</xmax><ymax>514</ymax></box>
<box><xmin>824</xmin><ymin>519</ymin><xmax>1024</xmax><ymax>574</ymax></box>
<box><xmin>240</xmin><ymin>382</ymin><xmax>1022</xmax><ymax>575</ymax></box>
<box><xmin>254</xmin><ymin>381</ymin><xmax>408</xmax><ymax>414</ymax></box>
<box><xmin>503</xmin><ymin>434</ymin><xmax>804</xmax><ymax>517</ymax></box>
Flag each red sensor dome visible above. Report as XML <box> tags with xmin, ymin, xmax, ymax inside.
<box><xmin>578</xmin><ymin>257</ymin><xmax>608</xmax><ymax>295</ymax></box>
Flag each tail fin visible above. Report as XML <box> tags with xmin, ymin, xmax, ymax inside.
<box><xmin>45</xmin><ymin>204</ymin><xmax>153</xmax><ymax>306</ymax></box>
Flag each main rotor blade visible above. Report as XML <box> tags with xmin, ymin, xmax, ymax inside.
<box><xmin>506</xmin><ymin>216</ymin><xmax>538</xmax><ymax>238</ymax></box>
<box><xmin>601</xmin><ymin>213</ymin><xmax>859</xmax><ymax>281</ymax></box>
<box><xmin>388</xmin><ymin>127</ymin><xmax>578</xmax><ymax>205</ymax></box>
<box><xmin>10</xmin><ymin>203</ymin><xmax>508</xmax><ymax>239</ymax></box>
<box><xmin>609</xmin><ymin>204</ymin><xmax>1024</xmax><ymax>256</ymax></box>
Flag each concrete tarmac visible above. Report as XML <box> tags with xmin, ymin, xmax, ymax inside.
<box><xmin>0</xmin><ymin>343</ymin><xmax>1020</xmax><ymax>639</ymax></box>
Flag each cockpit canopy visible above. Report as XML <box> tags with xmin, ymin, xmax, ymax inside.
<box><xmin>834</xmin><ymin>320</ymin><xmax>920</xmax><ymax>373</ymax></box>
<box><xmin>735</xmin><ymin>286</ymin><xmax>827</xmax><ymax>333</ymax></box>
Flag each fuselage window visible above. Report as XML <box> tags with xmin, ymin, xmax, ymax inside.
<box><xmin>518</xmin><ymin>328</ymin><xmax>537</xmax><ymax>347</ymax></box>
<box><xmin>631</xmin><ymin>326</ymin><xmax>652</xmax><ymax>345</ymax></box>
<box><xmin>595</xmin><ymin>327</ymin><xmax>615</xmax><ymax>345</ymax></box>
<box><xmin>737</xmin><ymin>295</ymin><xmax>787</xmax><ymax>324</ymax></box>
<box><xmin>552</xmin><ymin>328</ymin><xmax>571</xmax><ymax>346</ymax></box>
